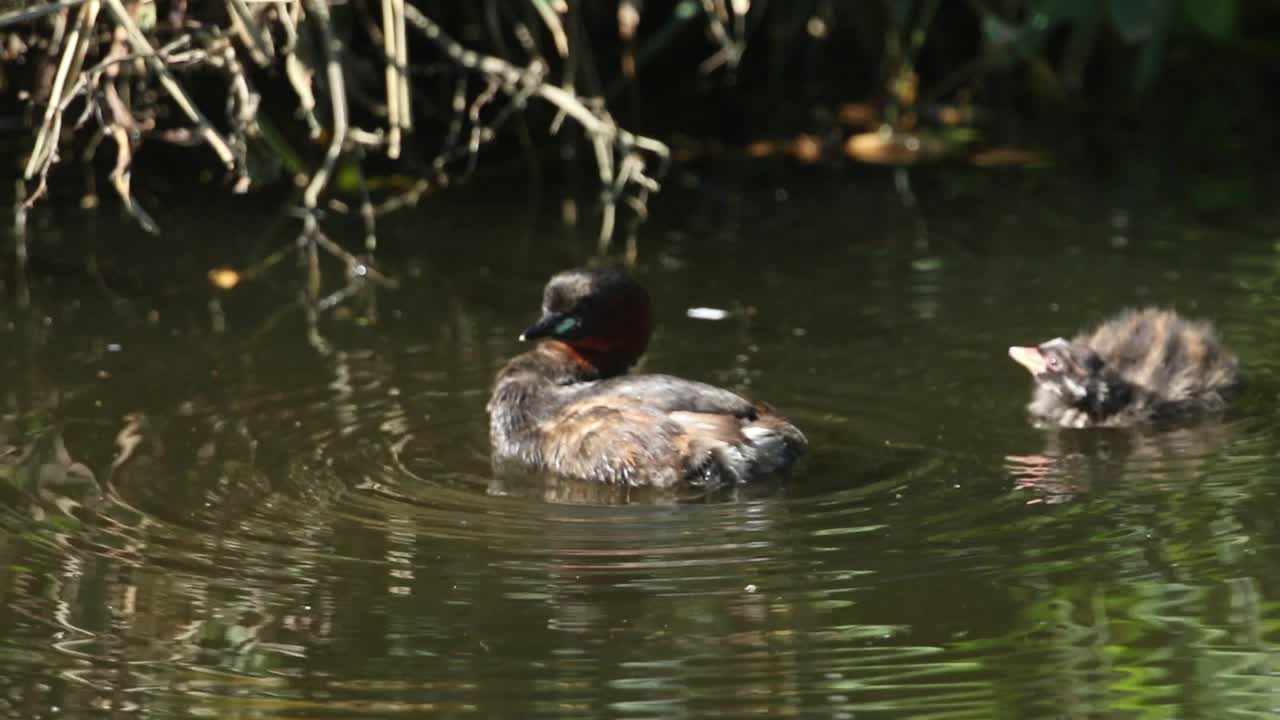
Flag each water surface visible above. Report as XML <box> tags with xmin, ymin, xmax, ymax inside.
<box><xmin>3</xmin><ymin>167</ymin><xmax>1280</xmax><ymax>718</ymax></box>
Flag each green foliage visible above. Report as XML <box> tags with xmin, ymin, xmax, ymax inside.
<box><xmin>1184</xmin><ymin>0</ymin><xmax>1236</xmax><ymax>38</ymax></box>
<box><xmin>967</xmin><ymin>0</ymin><xmax>1250</xmax><ymax>98</ymax></box>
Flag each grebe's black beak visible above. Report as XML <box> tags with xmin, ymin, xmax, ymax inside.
<box><xmin>519</xmin><ymin>313</ymin><xmax>581</xmax><ymax>342</ymax></box>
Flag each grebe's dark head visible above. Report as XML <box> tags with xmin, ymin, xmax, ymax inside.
<box><xmin>519</xmin><ymin>268</ymin><xmax>653</xmax><ymax>376</ymax></box>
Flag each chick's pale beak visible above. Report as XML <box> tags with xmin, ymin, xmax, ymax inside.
<box><xmin>1008</xmin><ymin>346</ymin><xmax>1047</xmax><ymax>375</ymax></box>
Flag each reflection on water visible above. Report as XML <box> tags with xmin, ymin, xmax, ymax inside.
<box><xmin>1005</xmin><ymin>420</ymin><xmax>1248</xmax><ymax>504</ymax></box>
<box><xmin>3</xmin><ymin>173</ymin><xmax>1280</xmax><ymax>717</ymax></box>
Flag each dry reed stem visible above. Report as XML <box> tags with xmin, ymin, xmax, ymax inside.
<box><xmin>381</xmin><ymin>0</ymin><xmax>411</xmax><ymax>158</ymax></box>
<box><xmin>24</xmin><ymin>1</ymin><xmax>98</xmax><ymax>188</ymax></box>
<box><xmin>393</xmin><ymin>0</ymin><xmax>410</xmax><ymax>133</ymax></box>
<box><xmin>381</xmin><ymin>0</ymin><xmax>400</xmax><ymax>157</ymax></box>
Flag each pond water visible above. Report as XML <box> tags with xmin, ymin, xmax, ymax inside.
<box><xmin>3</xmin><ymin>164</ymin><xmax>1280</xmax><ymax>718</ymax></box>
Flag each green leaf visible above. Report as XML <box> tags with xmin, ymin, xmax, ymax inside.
<box><xmin>1184</xmin><ymin>0</ymin><xmax>1235</xmax><ymax>38</ymax></box>
<box><xmin>334</xmin><ymin>162</ymin><xmax>363</xmax><ymax>193</ymax></box>
<box><xmin>1109</xmin><ymin>0</ymin><xmax>1158</xmax><ymax>41</ymax></box>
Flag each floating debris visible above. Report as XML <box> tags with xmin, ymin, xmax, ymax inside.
<box><xmin>686</xmin><ymin>307</ymin><xmax>731</xmax><ymax>321</ymax></box>
<box><xmin>208</xmin><ymin>267</ymin><xmax>241</xmax><ymax>290</ymax></box>
<box><xmin>845</xmin><ymin>130</ymin><xmax>948</xmax><ymax>166</ymax></box>
<box><xmin>969</xmin><ymin>147</ymin><xmax>1047</xmax><ymax>167</ymax></box>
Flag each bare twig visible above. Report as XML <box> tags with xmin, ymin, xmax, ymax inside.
<box><xmin>374</xmin><ymin>177</ymin><xmax>438</xmax><ymax>216</ymax></box>
<box><xmin>300</xmin><ymin>0</ymin><xmax>347</xmax><ymax>209</ymax></box>
<box><xmin>227</xmin><ymin>0</ymin><xmax>275</xmax><ymax>66</ymax></box>
<box><xmin>0</xmin><ymin>0</ymin><xmax>85</xmax><ymax>30</ymax></box>
<box><xmin>101</xmin><ymin>0</ymin><xmax>237</xmax><ymax>169</ymax></box>
<box><xmin>107</xmin><ymin>125</ymin><xmax>159</xmax><ymax>234</ymax></box>
<box><xmin>530</xmin><ymin>0</ymin><xmax>569</xmax><ymax>58</ymax></box>
<box><xmin>9</xmin><ymin>0</ymin><xmax>673</xmax><ymax>318</ymax></box>
<box><xmin>285</xmin><ymin>52</ymin><xmax>322</xmax><ymax>137</ymax></box>
<box><xmin>278</xmin><ymin>1</ymin><xmax>323</xmax><ymax>137</ymax></box>
<box><xmin>401</xmin><ymin>3</ymin><xmax>669</xmax><ymax>248</ymax></box>
<box><xmin>312</xmin><ymin>230</ymin><xmax>396</xmax><ymax>288</ymax></box>
<box><xmin>699</xmin><ymin>0</ymin><xmax>744</xmax><ymax>72</ymax></box>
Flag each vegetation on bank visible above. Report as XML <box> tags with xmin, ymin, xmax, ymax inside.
<box><xmin>1</xmin><ymin>0</ymin><xmax>1276</xmax><ymax>293</ymax></box>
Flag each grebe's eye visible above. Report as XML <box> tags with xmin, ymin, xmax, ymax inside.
<box><xmin>1045</xmin><ymin>355</ymin><xmax>1062</xmax><ymax>371</ymax></box>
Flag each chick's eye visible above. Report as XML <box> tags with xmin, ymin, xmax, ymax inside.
<box><xmin>1046</xmin><ymin>355</ymin><xmax>1062</xmax><ymax>371</ymax></box>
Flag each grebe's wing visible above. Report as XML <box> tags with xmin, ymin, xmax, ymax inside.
<box><xmin>577</xmin><ymin>374</ymin><xmax>758</xmax><ymax>417</ymax></box>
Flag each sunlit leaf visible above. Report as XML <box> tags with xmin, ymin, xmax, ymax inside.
<box><xmin>1184</xmin><ymin>0</ymin><xmax>1235</xmax><ymax>38</ymax></box>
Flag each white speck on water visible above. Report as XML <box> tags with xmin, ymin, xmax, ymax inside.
<box><xmin>687</xmin><ymin>307</ymin><xmax>730</xmax><ymax>321</ymax></box>
<box><xmin>106</xmin><ymin>343</ymin><xmax>122</xmax><ymax>352</ymax></box>
<box><xmin>744</xmin><ymin>584</ymin><xmax>757</xmax><ymax>593</ymax></box>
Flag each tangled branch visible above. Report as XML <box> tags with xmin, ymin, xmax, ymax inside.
<box><xmin>11</xmin><ymin>0</ymin><xmax>674</xmax><ymax>312</ymax></box>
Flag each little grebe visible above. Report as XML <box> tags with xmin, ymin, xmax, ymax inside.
<box><xmin>1008</xmin><ymin>307</ymin><xmax>1242</xmax><ymax>428</ymax></box>
<box><xmin>488</xmin><ymin>268</ymin><xmax>806</xmax><ymax>487</ymax></box>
